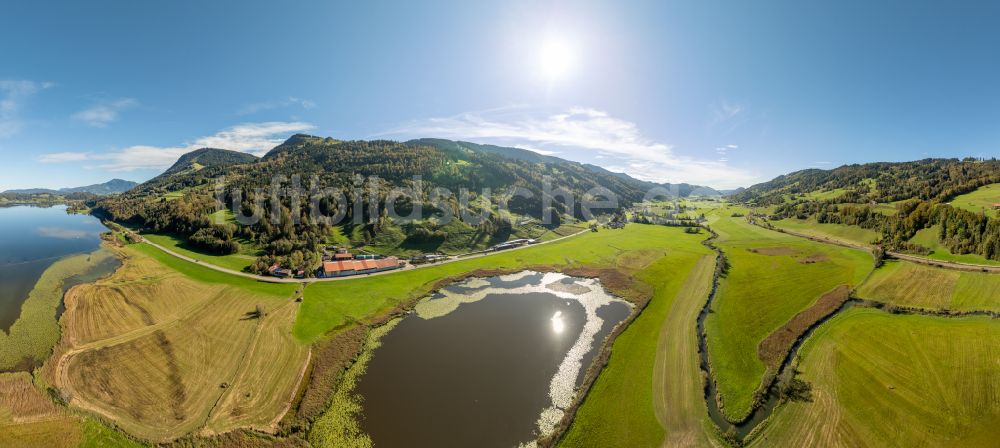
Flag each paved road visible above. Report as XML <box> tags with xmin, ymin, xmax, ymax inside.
<box><xmin>755</xmin><ymin>221</ymin><xmax>1000</xmax><ymax>273</ymax></box>
<box><xmin>139</xmin><ymin>229</ymin><xmax>591</xmax><ymax>284</ymax></box>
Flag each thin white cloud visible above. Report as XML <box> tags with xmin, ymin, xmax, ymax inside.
<box><xmin>715</xmin><ymin>144</ymin><xmax>739</xmax><ymax>162</ymax></box>
<box><xmin>38</xmin><ymin>151</ymin><xmax>93</xmax><ymax>163</ymax></box>
<box><xmin>73</xmin><ymin>98</ymin><xmax>138</xmax><ymax>127</ymax></box>
<box><xmin>708</xmin><ymin>100</ymin><xmax>748</xmax><ymax>136</ymax></box>
<box><xmin>238</xmin><ymin>97</ymin><xmax>316</xmax><ymax>115</ymax></box>
<box><xmin>38</xmin><ymin>121</ymin><xmax>314</xmax><ymax>171</ymax></box>
<box><xmin>381</xmin><ymin>106</ymin><xmax>758</xmax><ymax>188</ymax></box>
<box><xmin>0</xmin><ymin>80</ymin><xmax>53</xmax><ymax>138</ymax></box>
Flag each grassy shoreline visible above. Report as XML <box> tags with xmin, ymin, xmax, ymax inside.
<box><xmin>0</xmin><ymin>248</ymin><xmax>117</xmax><ymax>371</ymax></box>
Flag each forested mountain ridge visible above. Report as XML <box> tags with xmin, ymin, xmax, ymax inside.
<box><xmin>732</xmin><ymin>158</ymin><xmax>1000</xmax><ymax>205</ymax></box>
<box><xmin>136</xmin><ymin>148</ymin><xmax>260</xmax><ymax>192</ymax></box>
<box><xmin>735</xmin><ymin>158</ymin><xmax>1000</xmax><ymax>261</ymax></box>
<box><xmin>93</xmin><ymin>135</ymin><xmax>719</xmax><ymax>273</ymax></box>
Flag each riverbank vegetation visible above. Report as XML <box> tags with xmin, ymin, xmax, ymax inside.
<box><xmin>704</xmin><ymin>212</ymin><xmax>872</xmax><ymax>421</ymax></box>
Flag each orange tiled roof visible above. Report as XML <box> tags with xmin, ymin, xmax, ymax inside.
<box><xmin>324</xmin><ymin>257</ymin><xmax>399</xmax><ymax>273</ymax></box>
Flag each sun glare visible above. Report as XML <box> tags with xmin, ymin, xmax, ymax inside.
<box><xmin>539</xmin><ymin>36</ymin><xmax>576</xmax><ymax>82</ymax></box>
<box><xmin>551</xmin><ymin>311</ymin><xmax>565</xmax><ymax>334</ymax></box>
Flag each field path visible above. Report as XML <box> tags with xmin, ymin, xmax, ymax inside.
<box><xmin>651</xmin><ymin>254</ymin><xmax>719</xmax><ymax>448</ymax></box>
<box><xmin>139</xmin><ymin>228</ymin><xmax>590</xmax><ymax>283</ymax></box>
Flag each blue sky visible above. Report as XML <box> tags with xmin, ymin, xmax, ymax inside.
<box><xmin>2</xmin><ymin>0</ymin><xmax>999</xmax><ymax>191</ymax></box>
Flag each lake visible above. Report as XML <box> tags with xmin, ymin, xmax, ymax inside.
<box><xmin>0</xmin><ymin>205</ymin><xmax>108</xmax><ymax>331</ymax></box>
<box><xmin>355</xmin><ymin>271</ymin><xmax>632</xmax><ymax>447</ymax></box>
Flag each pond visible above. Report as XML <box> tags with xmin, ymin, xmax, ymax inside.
<box><xmin>0</xmin><ymin>205</ymin><xmax>108</xmax><ymax>331</ymax></box>
<box><xmin>355</xmin><ymin>271</ymin><xmax>632</xmax><ymax>447</ymax></box>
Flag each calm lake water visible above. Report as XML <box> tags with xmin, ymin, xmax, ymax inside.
<box><xmin>356</xmin><ymin>271</ymin><xmax>631</xmax><ymax>447</ymax></box>
<box><xmin>0</xmin><ymin>205</ymin><xmax>107</xmax><ymax>331</ymax></box>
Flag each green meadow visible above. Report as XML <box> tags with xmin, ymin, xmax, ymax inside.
<box><xmin>909</xmin><ymin>225</ymin><xmax>1000</xmax><ymax>266</ymax></box>
<box><xmin>770</xmin><ymin>217</ymin><xmax>880</xmax><ymax>247</ymax></box>
<box><xmin>704</xmin><ymin>213</ymin><xmax>872</xmax><ymax>421</ymax></box>
<box><xmin>128</xmin><ymin>242</ymin><xmax>296</xmax><ymax>297</ymax></box>
<box><xmin>297</xmin><ymin>224</ymin><xmax>698</xmax><ymax>341</ymax></box>
<box><xmin>950</xmin><ymin>183</ymin><xmax>1000</xmax><ymax>219</ymax></box>
<box><xmin>752</xmin><ymin>308</ymin><xmax>1000</xmax><ymax>447</ymax></box>
<box><xmin>141</xmin><ymin>232</ymin><xmax>259</xmax><ymax>272</ymax></box>
<box><xmin>559</xmin><ymin>236</ymin><xmax>715</xmax><ymax>447</ymax></box>
<box><xmin>856</xmin><ymin>260</ymin><xmax>1000</xmax><ymax>312</ymax></box>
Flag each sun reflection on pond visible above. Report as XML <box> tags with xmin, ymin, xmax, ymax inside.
<box><xmin>551</xmin><ymin>311</ymin><xmax>565</xmax><ymax>334</ymax></box>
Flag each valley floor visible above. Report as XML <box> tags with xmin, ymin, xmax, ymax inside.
<box><xmin>4</xmin><ymin>215</ymin><xmax>997</xmax><ymax>448</ymax></box>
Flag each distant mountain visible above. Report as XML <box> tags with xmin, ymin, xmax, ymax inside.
<box><xmin>161</xmin><ymin>147</ymin><xmax>259</xmax><ymax>177</ymax></box>
<box><xmin>4</xmin><ymin>178</ymin><xmax>137</xmax><ymax>195</ymax></box>
<box><xmin>135</xmin><ymin>148</ymin><xmax>260</xmax><ymax>192</ymax></box>
<box><xmin>409</xmin><ymin>138</ymin><xmax>719</xmax><ymax>198</ymax></box>
<box><xmin>719</xmin><ymin>187</ymin><xmax>746</xmax><ymax>196</ymax></box>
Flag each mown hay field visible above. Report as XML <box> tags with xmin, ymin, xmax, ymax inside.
<box><xmin>751</xmin><ymin>308</ymin><xmax>1000</xmax><ymax>447</ymax></box>
<box><xmin>559</xmin><ymin>239</ymin><xmax>715</xmax><ymax>447</ymax></box>
<box><xmin>705</xmin><ymin>213</ymin><xmax>872</xmax><ymax>421</ymax></box>
<box><xmin>856</xmin><ymin>260</ymin><xmax>1000</xmax><ymax>312</ymax></box>
<box><xmin>54</xmin><ymin>243</ymin><xmax>305</xmax><ymax>443</ymax></box>
<box><xmin>0</xmin><ymin>372</ymin><xmax>143</xmax><ymax>448</ymax></box>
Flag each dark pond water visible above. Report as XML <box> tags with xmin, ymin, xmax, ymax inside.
<box><xmin>0</xmin><ymin>205</ymin><xmax>107</xmax><ymax>331</ymax></box>
<box><xmin>356</xmin><ymin>271</ymin><xmax>632</xmax><ymax>448</ymax></box>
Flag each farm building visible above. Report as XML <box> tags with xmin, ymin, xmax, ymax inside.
<box><xmin>267</xmin><ymin>264</ymin><xmax>290</xmax><ymax>278</ymax></box>
<box><xmin>317</xmin><ymin>257</ymin><xmax>402</xmax><ymax>278</ymax></box>
<box><xmin>490</xmin><ymin>238</ymin><xmax>537</xmax><ymax>251</ymax></box>
<box><xmin>410</xmin><ymin>253</ymin><xmax>449</xmax><ymax>264</ymax></box>
<box><xmin>992</xmin><ymin>202</ymin><xmax>1000</xmax><ymax>210</ymax></box>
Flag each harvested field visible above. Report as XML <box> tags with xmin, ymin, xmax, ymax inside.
<box><xmin>0</xmin><ymin>372</ymin><xmax>144</xmax><ymax>448</ymax></box>
<box><xmin>0</xmin><ymin>372</ymin><xmax>61</xmax><ymax>424</ymax></box>
<box><xmin>857</xmin><ymin>260</ymin><xmax>1000</xmax><ymax>312</ymax></box>
<box><xmin>204</xmin><ymin>300</ymin><xmax>310</xmax><ymax>434</ymax></box>
<box><xmin>751</xmin><ymin>308</ymin><xmax>1000</xmax><ymax>447</ymax></box>
<box><xmin>53</xmin><ymin>244</ymin><xmax>305</xmax><ymax>442</ymax></box>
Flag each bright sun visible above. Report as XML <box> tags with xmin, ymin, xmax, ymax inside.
<box><xmin>539</xmin><ymin>36</ymin><xmax>576</xmax><ymax>82</ymax></box>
